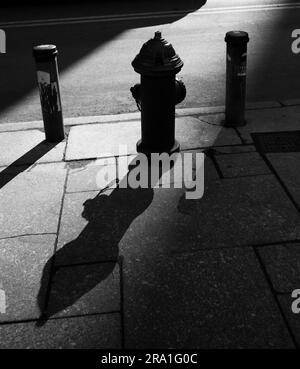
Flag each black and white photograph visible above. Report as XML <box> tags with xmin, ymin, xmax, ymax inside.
<box><xmin>1</xmin><ymin>0</ymin><xmax>300</xmax><ymax>355</ymax></box>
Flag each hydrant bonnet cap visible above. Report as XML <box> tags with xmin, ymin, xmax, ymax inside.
<box><xmin>132</xmin><ymin>31</ymin><xmax>183</xmax><ymax>74</ymax></box>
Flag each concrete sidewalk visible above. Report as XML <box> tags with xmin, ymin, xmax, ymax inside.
<box><xmin>0</xmin><ymin>101</ymin><xmax>300</xmax><ymax>348</ymax></box>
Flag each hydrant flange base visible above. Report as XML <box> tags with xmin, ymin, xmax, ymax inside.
<box><xmin>136</xmin><ymin>139</ymin><xmax>180</xmax><ymax>156</ymax></box>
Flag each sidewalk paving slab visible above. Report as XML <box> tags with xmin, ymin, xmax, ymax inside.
<box><xmin>66</xmin><ymin>120</ymin><xmax>139</xmax><ymax>160</ymax></box>
<box><xmin>55</xmin><ymin>157</ymin><xmax>219</xmax><ymax>265</ymax></box>
<box><xmin>65</xmin><ymin>117</ymin><xmax>241</xmax><ymax>161</ymax></box>
<box><xmin>266</xmin><ymin>153</ymin><xmax>300</xmax><ymax>208</ymax></box>
<box><xmin>180</xmin><ymin>175</ymin><xmax>300</xmax><ymax>250</ymax></box>
<box><xmin>0</xmin><ymin>313</ymin><xmax>121</xmax><ymax>349</ymax></box>
<box><xmin>56</xmin><ymin>175</ymin><xmax>300</xmax><ymax>267</ymax></box>
<box><xmin>45</xmin><ymin>262</ymin><xmax>120</xmax><ymax>320</ymax></box>
<box><xmin>195</xmin><ymin>113</ymin><xmax>224</xmax><ymax>126</ymax></box>
<box><xmin>0</xmin><ymin>130</ymin><xmax>65</xmax><ymax>167</ymax></box>
<box><xmin>0</xmin><ymin>162</ymin><xmax>67</xmax><ymax>239</ymax></box>
<box><xmin>258</xmin><ymin>243</ymin><xmax>300</xmax><ymax>294</ymax></box>
<box><xmin>278</xmin><ymin>294</ymin><xmax>300</xmax><ymax>347</ymax></box>
<box><xmin>56</xmin><ymin>189</ymin><xmax>119</xmax><ymax>265</ymax></box>
<box><xmin>215</xmin><ymin>151</ymin><xmax>271</xmax><ymax>178</ymax></box>
<box><xmin>118</xmin><ymin>175</ymin><xmax>300</xmax><ymax>256</ymax></box>
<box><xmin>237</xmin><ymin>106</ymin><xmax>300</xmax><ymax>144</ymax></box>
<box><xmin>66</xmin><ymin>157</ymin><xmax>117</xmax><ymax>193</ymax></box>
<box><xmin>123</xmin><ymin>247</ymin><xmax>294</xmax><ymax>349</ymax></box>
<box><xmin>0</xmin><ymin>235</ymin><xmax>56</xmax><ymax>322</ymax></box>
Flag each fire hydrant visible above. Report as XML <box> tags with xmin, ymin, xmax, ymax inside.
<box><xmin>131</xmin><ymin>31</ymin><xmax>186</xmax><ymax>154</ymax></box>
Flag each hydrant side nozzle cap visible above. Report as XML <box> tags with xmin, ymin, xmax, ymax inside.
<box><xmin>132</xmin><ymin>31</ymin><xmax>183</xmax><ymax>74</ymax></box>
<box><xmin>33</xmin><ymin>44</ymin><xmax>58</xmax><ymax>59</ymax></box>
<box><xmin>225</xmin><ymin>31</ymin><xmax>249</xmax><ymax>44</ymax></box>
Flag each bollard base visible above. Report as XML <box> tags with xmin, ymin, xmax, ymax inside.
<box><xmin>136</xmin><ymin>139</ymin><xmax>180</xmax><ymax>156</ymax></box>
<box><xmin>224</xmin><ymin>118</ymin><xmax>247</xmax><ymax>128</ymax></box>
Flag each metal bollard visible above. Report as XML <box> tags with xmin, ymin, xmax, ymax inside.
<box><xmin>33</xmin><ymin>44</ymin><xmax>64</xmax><ymax>142</ymax></box>
<box><xmin>225</xmin><ymin>31</ymin><xmax>249</xmax><ymax>127</ymax></box>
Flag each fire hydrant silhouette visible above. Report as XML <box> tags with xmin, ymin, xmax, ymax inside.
<box><xmin>131</xmin><ymin>31</ymin><xmax>186</xmax><ymax>154</ymax></box>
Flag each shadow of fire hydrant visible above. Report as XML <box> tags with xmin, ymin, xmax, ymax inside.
<box><xmin>36</xmin><ymin>159</ymin><xmax>155</xmax><ymax>326</ymax></box>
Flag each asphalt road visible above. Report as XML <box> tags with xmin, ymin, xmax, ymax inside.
<box><xmin>0</xmin><ymin>0</ymin><xmax>300</xmax><ymax>123</ymax></box>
